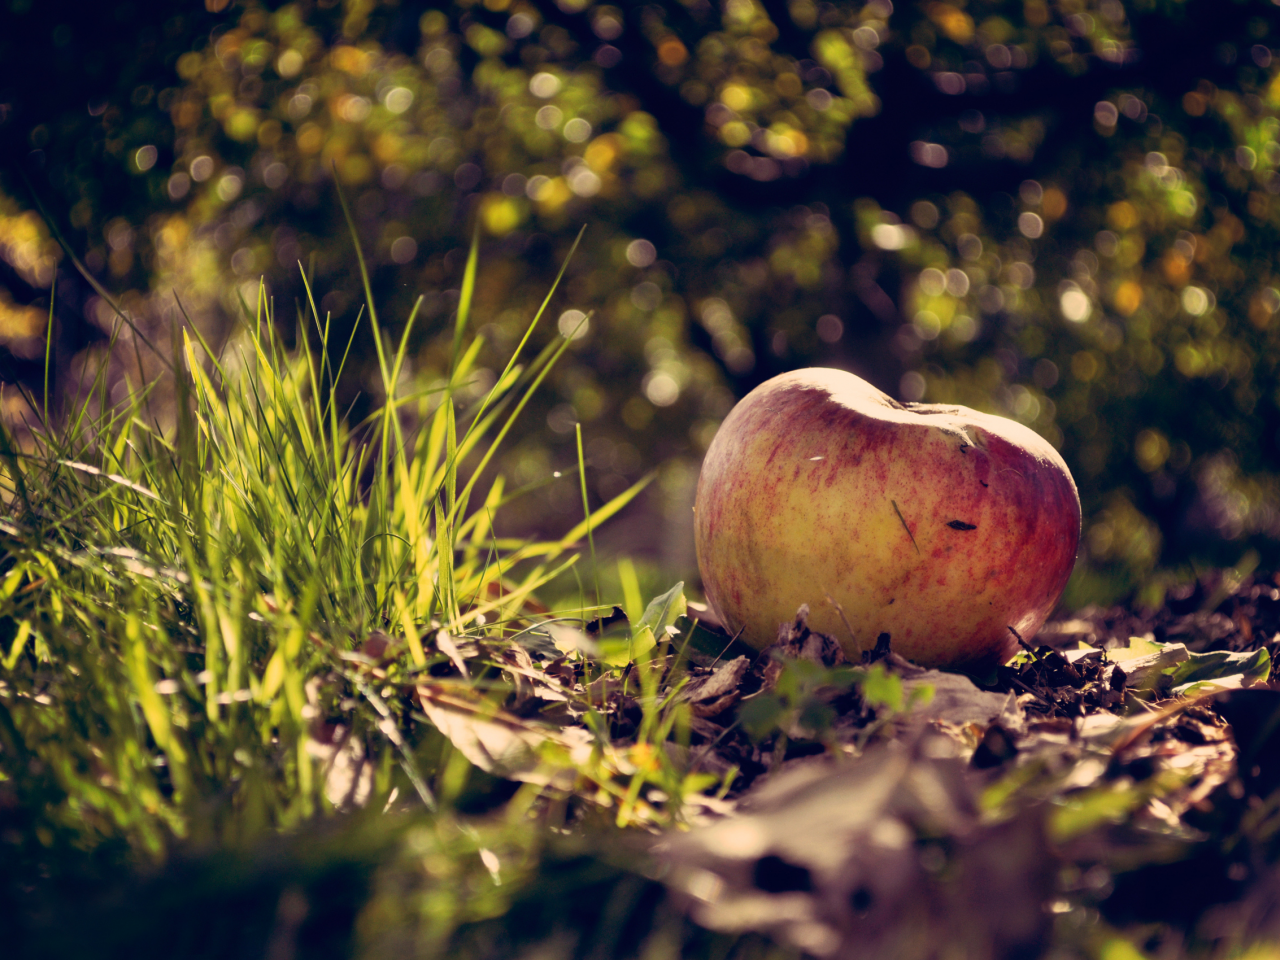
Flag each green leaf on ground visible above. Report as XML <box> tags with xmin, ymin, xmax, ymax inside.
<box><xmin>1169</xmin><ymin>647</ymin><xmax>1271</xmax><ymax>694</ymax></box>
<box><xmin>600</xmin><ymin>582</ymin><xmax>685</xmax><ymax>666</ymax></box>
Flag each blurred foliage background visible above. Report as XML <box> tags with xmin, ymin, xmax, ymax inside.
<box><xmin>3</xmin><ymin>0</ymin><xmax>1280</xmax><ymax>604</ymax></box>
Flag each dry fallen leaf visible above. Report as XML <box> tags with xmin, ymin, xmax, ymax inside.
<box><xmin>659</xmin><ymin>740</ymin><xmax>1055</xmax><ymax>960</ymax></box>
<box><xmin>900</xmin><ymin>671</ymin><xmax>1018</xmax><ymax>727</ymax></box>
<box><xmin>417</xmin><ymin>682</ymin><xmax>549</xmax><ymax>782</ymax></box>
<box><xmin>679</xmin><ymin>656</ymin><xmax>750</xmax><ymax>719</ymax></box>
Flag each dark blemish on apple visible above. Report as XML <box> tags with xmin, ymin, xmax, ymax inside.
<box><xmin>890</xmin><ymin>499</ymin><xmax>920</xmax><ymax>554</ymax></box>
<box><xmin>980</xmin><ymin>481</ymin><xmax>989</xmax><ymax>487</ymax></box>
<box><xmin>947</xmin><ymin>520</ymin><xmax>978</xmax><ymax>531</ymax></box>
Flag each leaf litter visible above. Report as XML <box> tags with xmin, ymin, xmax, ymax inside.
<box><xmin>324</xmin><ymin>568</ymin><xmax>1280</xmax><ymax>958</ymax></box>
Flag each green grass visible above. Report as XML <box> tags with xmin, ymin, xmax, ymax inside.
<box><xmin>0</xmin><ymin>220</ymin><xmax>775</xmax><ymax>956</ymax></box>
<box><xmin>0</xmin><ymin>232</ymin><xmax>665</xmax><ymax>825</ymax></box>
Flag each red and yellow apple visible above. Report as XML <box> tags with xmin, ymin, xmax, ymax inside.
<box><xmin>693</xmin><ymin>367</ymin><xmax>1080</xmax><ymax>671</ymax></box>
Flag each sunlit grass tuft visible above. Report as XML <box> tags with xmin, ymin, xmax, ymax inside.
<box><xmin>0</xmin><ymin>223</ymin><xmax>663</xmax><ymax>861</ymax></box>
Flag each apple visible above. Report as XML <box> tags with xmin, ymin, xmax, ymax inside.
<box><xmin>693</xmin><ymin>367</ymin><xmax>1080</xmax><ymax>672</ymax></box>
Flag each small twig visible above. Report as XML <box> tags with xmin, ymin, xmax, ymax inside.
<box><xmin>891</xmin><ymin>500</ymin><xmax>919</xmax><ymax>554</ymax></box>
<box><xmin>707</xmin><ymin>624</ymin><xmax>747</xmax><ymax>669</ymax></box>
<box><xmin>688</xmin><ymin>718</ymin><xmax>741</xmax><ymax>774</ymax></box>
<box><xmin>1008</xmin><ymin>624</ymin><xmax>1038</xmax><ymax>657</ymax></box>
<box><xmin>1008</xmin><ymin>675</ymin><xmax>1051</xmax><ymax>706</ymax></box>
<box><xmin>826</xmin><ymin>593</ymin><xmax>858</xmax><ymax>649</ymax></box>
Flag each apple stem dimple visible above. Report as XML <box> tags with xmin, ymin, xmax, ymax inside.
<box><xmin>890</xmin><ymin>499</ymin><xmax>919</xmax><ymax>554</ymax></box>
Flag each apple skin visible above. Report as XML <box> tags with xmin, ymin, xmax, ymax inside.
<box><xmin>694</xmin><ymin>367</ymin><xmax>1081</xmax><ymax>672</ymax></box>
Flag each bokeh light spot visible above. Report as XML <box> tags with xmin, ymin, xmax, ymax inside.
<box><xmin>918</xmin><ymin>268</ymin><xmax>945</xmax><ymax>297</ymax></box>
<box><xmin>190</xmin><ymin>155</ymin><xmax>214</xmax><ymax>182</ymax></box>
<box><xmin>871</xmin><ymin>223</ymin><xmax>907</xmax><ymax>250</ymax></box>
<box><xmin>899</xmin><ymin>371</ymin><xmax>926</xmax><ymax>400</ymax></box>
<box><xmin>134</xmin><ymin>145</ymin><xmax>158</xmax><ymax>172</ymax></box>
<box><xmin>1018</xmin><ymin>212</ymin><xmax>1044</xmax><ymax>238</ymax></box>
<box><xmin>390</xmin><ymin>237</ymin><xmax>417</xmax><ymax>263</ymax></box>
<box><xmin>950</xmin><ymin>315</ymin><xmax>979</xmax><ymax>342</ymax></box>
<box><xmin>507</xmin><ymin>13</ymin><xmax>534</xmax><ymax>38</ymax></box>
<box><xmin>566</xmin><ymin>165</ymin><xmax>601</xmax><ymax>196</ymax></box>
<box><xmin>626</xmin><ymin>239</ymin><xmax>656</xmax><ymax>267</ymax></box>
<box><xmin>563</xmin><ymin>118</ymin><xmax>592</xmax><ymax>142</ymax></box>
<box><xmin>910</xmin><ymin>141</ymin><xmax>948</xmax><ymax>168</ymax></box>
<box><xmin>558</xmin><ymin>309</ymin><xmax>589</xmax><ymax>340</ymax></box>
<box><xmin>816</xmin><ymin>314</ymin><xmax>842</xmax><ymax>343</ymax></box>
<box><xmin>525</xmin><ymin>175</ymin><xmax>551</xmax><ymax>200</ymax></box>
<box><xmin>535</xmin><ymin>105</ymin><xmax>563</xmax><ymax>130</ymax></box>
<box><xmin>277</xmin><ymin>49</ymin><xmax>303</xmax><ymax>77</ymax></box>
<box><xmin>910</xmin><ymin>201</ymin><xmax>939</xmax><ymax>229</ymax></box>
<box><xmin>720</xmin><ymin>84</ymin><xmax>751</xmax><ymax>112</ymax></box>
<box><xmin>1114</xmin><ymin>281</ymin><xmax>1142</xmax><ymax>316</ymax></box>
<box><xmin>643</xmin><ymin>371</ymin><xmax>680</xmax><ymax>406</ymax></box>
<box><xmin>1182</xmin><ymin>286</ymin><xmax>1210</xmax><ymax>316</ymax></box>
<box><xmin>262</xmin><ymin>161</ymin><xmax>288</xmax><ymax>189</ymax></box>
<box><xmin>1072</xmin><ymin>351</ymin><xmax>1099</xmax><ymax>380</ymax></box>
<box><xmin>631</xmin><ymin>281</ymin><xmax>662</xmax><ymax>311</ymax></box>
<box><xmin>217</xmin><ymin>171</ymin><xmax>244</xmax><ymax>202</ymax></box>
<box><xmin>384</xmin><ymin>87</ymin><xmax>414</xmax><ymax>114</ymax></box>
<box><xmin>657</xmin><ymin>38</ymin><xmax>687</xmax><ymax>66</ymax></box>
<box><xmin>337</xmin><ymin>95</ymin><xmax>371</xmax><ymax>123</ymax></box>
<box><xmin>529</xmin><ymin>72</ymin><xmax>561</xmax><ymax>98</ymax></box>
<box><xmin>1061</xmin><ymin>288</ymin><xmax>1092</xmax><ymax>322</ymax></box>
<box><xmin>957</xmin><ymin>234</ymin><xmax>983</xmax><ymax>260</ymax></box>
<box><xmin>480</xmin><ymin>194</ymin><xmax>522</xmax><ymax>234</ymax></box>
<box><xmin>945</xmin><ymin>269</ymin><xmax>970</xmax><ymax>297</ymax></box>
<box><xmin>1135</xmin><ymin>429</ymin><xmax>1170</xmax><ymax>473</ymax></box>
<box><xmin>913</xmin><ymin>310</ymin><xmax>941</xmax><ymax>340</ymax></box>
<box><xmin>806</xmin><ymin>89</ymin><xmax>832</xmax><ymax>110</ymax></box>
